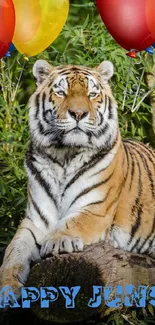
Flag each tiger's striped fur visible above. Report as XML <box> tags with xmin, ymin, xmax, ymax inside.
<box><xmin>0</xmin><ymin>59</ymin><xmax>155</xmax><ymax>296</ymax></box>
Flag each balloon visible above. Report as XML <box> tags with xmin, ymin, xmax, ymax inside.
<box><xmin>4</xmin><ymin>43</ymin><xmax>16</xmax><ymax>57</ymax></box>
<box><xmin>8</xmin><ymin>43</ymin><xmax>16</xmax><ymax>52</ymax></box>
<box><xmin>12</xmin><ymin>0</ymin><xmax>69</xmax><ymax>57</ymax></box>
<box><xmin>145</xmin><ymin>46</ymin><xmax>154</xmax><ymax>55</ymax></box>
<box><xmin>146</xmin><ymin>0</ymin><xmax>155</xmax><ymax>38</ymax></box>
<box><xmin>96</xmin><ymin>0</ymin><xmax>155</xmax><ymax>52</ymax></box>
<box><xmin>0</xmin><ymin>0</ymin><xmax>15</xmax><ymax>59</ymax></box>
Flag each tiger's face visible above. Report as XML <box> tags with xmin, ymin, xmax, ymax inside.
<box><xmin>29</xmin><ymin>60</ymin><xmax>118</xmax><ymax>149</ymax></box>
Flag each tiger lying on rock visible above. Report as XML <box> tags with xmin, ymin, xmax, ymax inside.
<box><xmin>0</xmin><ymin>59</ymin><xmax>155</xmax><ymax>297</ymax></box>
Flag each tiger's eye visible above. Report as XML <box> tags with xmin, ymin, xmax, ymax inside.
<box><xmin>89</xmin><ymin>92</ymin><xmax>98</xmax><ymax>98</ymax></box>
<box><xmin>56</xmin><ymin>91</ymin><xmax>65</xmax><ymax>96</ymax></box>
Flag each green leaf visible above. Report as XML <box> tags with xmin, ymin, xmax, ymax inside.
<box><xmin>0</xmin><ymin>96</ymin><xmax>6</xmax><ymax>106</ymax></box>
<box><xmin>148</xmin><ymin>304</ymin><xmax>154</xmax><ymax>316</ymax></box>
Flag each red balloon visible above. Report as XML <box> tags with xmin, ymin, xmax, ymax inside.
<box><xmin>0</xmin><ymin>0</ymin><xmax>15</xmax><ymax>59</ymax></box>
<box><xmin>96</xmin><ymin>0</ymin><xmax>155</xmax><ymax>52</ymax></box>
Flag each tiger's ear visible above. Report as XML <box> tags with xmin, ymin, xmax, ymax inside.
<box><xmin>97</xmin><ymin>61</ymin><xmax>114</xmax><ymax>84</ymax></box>
<box><xmin>33</xmin><ymin>60</ymin><xmax>53</xmax><ymax>85</ymax></box>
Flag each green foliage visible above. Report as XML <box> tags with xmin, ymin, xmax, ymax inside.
<box><xmin>97</xmin><ymin>307</ymin><xmax>155</xmax><ymax>325</ymax></box>
<box><xmin>0</xmin><ymin>58</ymin><xmax>28</xmax><ymax>249</ymax></box>
<box><xmin>0</xmin><ymin>2</ymin><xmax>155</xmax><ymax>323</ymax></box>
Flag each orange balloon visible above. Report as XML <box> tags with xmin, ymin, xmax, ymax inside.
<box><xmin>13</xmin><ymin>1</ymin><xmax>41</xmax><ymax>43</ymax></box>
<box><xmin>146</xmin><ymin>0</ymin><xmax>155</xmax><ymax>38</ymax></box>
<box><xmin>12</xmin><ymin>0</ymin><xmax>69</xmax><ymax>56</ymax></box>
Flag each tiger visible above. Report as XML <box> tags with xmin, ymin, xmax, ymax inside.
<box><xmin>0</xmin><ymin>59</ymin><xmax>155</xmax><ymax>299</ymax></box>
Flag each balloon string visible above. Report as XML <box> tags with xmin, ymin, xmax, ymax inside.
<box><xmin>7</xmin><ymin>57</ymin><xmax>13</xmax><ymax>102</ymax></box>
<box><xmin>131</xmin><ymin>54</ymin><xmax>149</xmax><ymax>112</ymax></box>
<box><xmin>122</xmin><ymin>57</ymin><xmax>133</xmax><ymax>111</ymax></box>
<box><xmin>131</xmin><ymin>82</ymin><xmax>155</xmax><ymax>112</ymax></box>
<box><xmin>11</xmin><ymin>60</ymin><xmax>26</xmax><ymax>102</ymax></box>
<box><xmin>6</xmin><ymin>55</ymin><xmax>19</xmax><ymax>101</ymax></box>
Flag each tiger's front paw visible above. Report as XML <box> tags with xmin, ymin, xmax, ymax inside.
<box><xmin>0</xmin><ymin>263</ymin><xmax>30</xmax><ymax>301</ymax></box>
<box><xmin>40</xmin><ymin>234</ymin><xmax>84</xmax><ymax>258</ymax></box>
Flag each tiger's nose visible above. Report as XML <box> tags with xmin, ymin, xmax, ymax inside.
<box><xmin>68</xmin><ymin>109</ymin><xmax>88</xmax><ymax>121</ymax></box>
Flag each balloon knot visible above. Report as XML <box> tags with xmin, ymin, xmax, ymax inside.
<box><xmin>23</xmin><ymin>55</ymin><xmax>29</xmax><ymax>61</ymax></box>
<box><xmin>126</xmin><ymin>50</ymin><xmax>137</xmax><ymax>59</ymax></box>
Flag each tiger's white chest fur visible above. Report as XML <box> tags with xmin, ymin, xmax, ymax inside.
<box><xmin>25</xmin><ymin>144</ymin><xmax>117</xmax><ymax>234</ymax></box>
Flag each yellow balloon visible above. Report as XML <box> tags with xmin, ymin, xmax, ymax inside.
<box><xmin>12</xmin><ymin>0</ymin><xmax>69</xmax><ymax>56</ymax></box>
